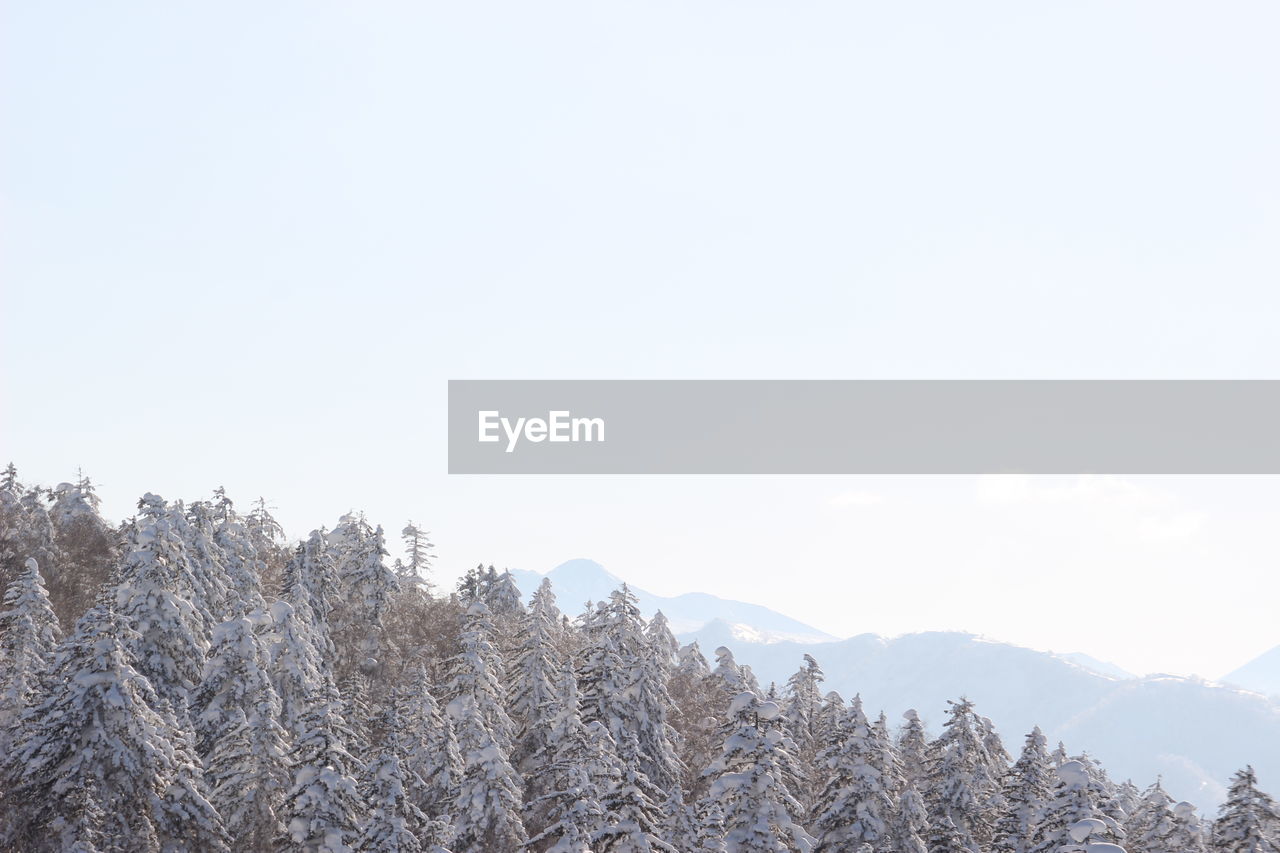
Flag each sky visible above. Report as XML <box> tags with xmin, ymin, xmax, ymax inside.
<box><xmin>3</xmin><ymin>2</ymin><xmax>1279</xmax><ymax>680</ymax></box>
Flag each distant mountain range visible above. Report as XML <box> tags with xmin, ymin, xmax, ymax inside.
<box><xmin>508</xmin><ymin>559</ymin><xmax>837</xmax><ymax>643</ymax></box>
<box><xmin>1222</xmin><ymin>646</ymin><xmax>1280</xmax><ymax>698</ymax></box>
<box><xmin>511</xmin><ymin>559</ymin><xmax>1280</xmax><ymax>811</ymax></box>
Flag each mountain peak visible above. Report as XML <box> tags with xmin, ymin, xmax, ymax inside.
<box><xmin>546</xmin><ymin>558</ymin><xmax>622</xmax><ymax>585</ymax></box>
<box><xmin>508</xmin><ymin>560</ymin><xmax>837</xmax><ymax>643</ymax></box>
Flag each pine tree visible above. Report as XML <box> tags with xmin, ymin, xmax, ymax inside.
<box><xmin>525</xmin><ymin>669</ymin><xmax>611</xmax><ymax>851</ymax></box>
<box><xmin>706</xmin><ymin>690</ymin><xmax>815</xmax><ymax>853</ymax></box>
<box><xmin>1</xmin><ymin>600</ymin><xmax>229</xmax><ymax>852</ymax></box>
<box><xmin>784</xmin><ymin>653</ymin><xmax>826</xmax><ymax>809</ymax></box>
<box><xmin>46</xmin><ymin>476</ymin><xmax>117</xmax><ymax>627</ymax></box>
<box><xmin>669</xmin><ymin>641</ymin><xmax>726</xmax><ymax>800</ymax></box>
<box><xmin>1213</xmin><ymin>767</ymin><xmax>1280</xmax><ymax>853</ymax></box>
<box><xmin>267</xmin><ymin>597</ymin><xmax>330</xmax><ymax>737</ymax></box>
<box><xmin>485</xmin><ymin>568</ymin><xmax>526</xmax><ymax>621</ymax></box>
<box><xmin>509</xmin><ymin>577</ymin><xmax>566</xmax><ymax>774</ymax></box>
<box><xmin>594</xmin><ymin>731</ymin><xmax>678</xmax><ymax>852</ymax></box>
<box><xmin>194</xmin><ymin>611</ymin><xmax>290</xmax><ymax>850</ymax></box>
<box><xmin>898</xmin><ymin>709</ymin><xmax>931</xmax><ymax>788</ymax></box>
<box><xmin>115</xmin><ymin>494</ymin><xmax>217</xmax><ymax>715</ymax></box>
<box><xmin>0</xmin><ymin>557</ymin><xmax>61</xmax><ymax>754</ymax></box>
<box><xmin>924</xmin><ymin>698</ymin><xmax>1004</xmax><ymax>852</ymax></box>
<box><xmin>210</xmin><ymin>489</ymin><xmax>269</xmax><ymax>612</ymax></box>
<box><xmin>695</xmin><ymin>797</ymin><xmax>729</xmax><ymax>853</ymax></box>
<box><xmin>873</xmin><ymin>709</ymin><xmax>908</xmax><ymax>799</ymax></box>
<box><xmin>888</xmin><ymin>782</ymin><xmax>930</xmax><ymax>853</ymax></box>
<box><xmin>441</xmin><ymin>601</ymin><xmax>516</xmax><ymax>753</ymax></box>
<box><xmin>1124</xmin><ymin>778</ymin><xmax>1175</xmax><ymax>852</ymax></box>
<box><xmin>244</xmin><ymin>496</ymin><xmax>289</xmax><ymax>593</ymax></box>
<box><xmin>993</xmin><ymin>728</ymin><xmax>1054</xmax><ymax>853</ymax></box>
<box><xmin>278</xmin><ymin>692</ymin><xmax>366</xmax><ymax>853</ymax></box>
<box><xmin>356</xmin><ymin>731</ymin><xmax>432</xmax><ymax>853</ymax></box>
<box><xmin>660</xmin><ymin>784</ymin><xmax>699</xmax><ymax>851</ymax></box>
<box><xmin>577</xmin><ymin>585</ymin><xmax>684</xmax><ymax>791</ymax></box>
<box><xmin>1028</xmin><ymin>759</ymin><xmax>1125</xmax><ymax>853</ymax></box>
<box><xmin>398</xmin><ymin>521</ymin><xmax>435</xmax><ymax>591</ymax></box>
<box><xmin>392</xmin><ymin>665</ymin><xmax>462</xmax><ymax>822</ymax></box>
<box><xmin>448</xmin><ymin>693</ymin><xmax>528</xmax><ymax>853</ymax></box>
<box><xmin>330</xmin><ymin>515</ymin><xmax>400</xmax><ymax>682</ymax></box>
<box><xmin>810</xmin><ymin>694</ymin><xmax>893</xmax><ymax>851</ymax></box>
<box><xmin>1169</xmin><ymin>800</ymin><xmax>1208</xmax><ymax>853</ymax></box>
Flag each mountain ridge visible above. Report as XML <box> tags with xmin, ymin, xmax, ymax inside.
<box><xmin>512</xmin><ymin>558</ymin><xmax>1280</xmax><ymax>811</ymax></box>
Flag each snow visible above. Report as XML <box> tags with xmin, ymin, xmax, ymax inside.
<box><xmin>727</xmin><ymin>691</ymin><xmax>756</xmax><ymax>716</ymax></box>
<box><xmin>1068</xmin><ymin>817</ymin><xmax>1107</xmax><ymax>841</ymax></box>
<box><xmin>1058</xmin><ymin>760</ymin><xmax>1091</xmax><ymax>789</ymax></box>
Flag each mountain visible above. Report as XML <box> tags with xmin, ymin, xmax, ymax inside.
<box><xmin>512</xmin><ymin>558</ymin><xmax>1280</xmax><ymax>811</ymax></box>
<box><xmin>508</xmin><ymin>559</ymin><xmax>837</xmax><ymax>643</ymax></box>
<box><xmin>676</xmin><ymin>623</ymin><xmax>1280</xmax><ymax>811</ymax></box>
<box><xmin>1221</xmin><ymin>645</ymin><xmax>1280</xmax><ymax>698</ymax></box>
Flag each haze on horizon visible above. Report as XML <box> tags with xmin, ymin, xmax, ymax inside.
<box><xmin>4</xmin><ymin>3</ymin><xmax>1279</xmax><ymax>682</ymax></box>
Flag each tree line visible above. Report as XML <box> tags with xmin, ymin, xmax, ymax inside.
<box><xmin>0</xmin><ymin>465</ymin><xmax>1277</xmax><ymax>852</ymax></box>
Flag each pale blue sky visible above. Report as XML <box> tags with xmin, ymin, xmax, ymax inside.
<box><xmin>4</xmin><ymin>2</ymin><xmax>1279</xmax><ymax>678</ymax></box>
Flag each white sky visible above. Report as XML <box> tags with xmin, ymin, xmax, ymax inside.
<box><xmin>4</xmin><ymin>2</ymin><xmax>1278</xmax><ymax>680</ymax></box>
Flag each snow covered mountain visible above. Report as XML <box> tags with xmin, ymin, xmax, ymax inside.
<box><xmin>508</xmin><ymin>559</ymin><xmax>838</xmax><ymax>643</ymax></box>
<box><xmin>676</xmin><ymin>623</ymin><xmax>1280</xmax><ymax>812</ymax></box>
<box><xmin>513</xmin><ymin>559</ymin><xmax>1280</xmax><ymax>811</ymax></box>
<box><xmin>1221</xmin><ymin>645</ymin><xmax>1280</xmax><ymax>698</ymax></box>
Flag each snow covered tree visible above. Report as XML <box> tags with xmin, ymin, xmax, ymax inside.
<box><xmin>525</xmin><ymin>669</ymin><xmax>611</xmax><ymax>851</ymax></box>
<box><xmin>398</xmin><ymin>521</ymin><xmax>435</xmax><ymax>590</ymax></box>
<box><xmin>669</xmin><ymin>641</ymin><xmax>728</xmax><ymax>799</ymax></box>
<box><xmin>448</xmin><ymin>693</ymin><xmax>528</xmax><ymax>853</ymax></box>
<box><xmin>1124</xmin><ymin>779</ymin><xmax>1175</xmax><ymax>852</ymax></box>
<box><xmin>898</xmin><ymin>709</ymin><xmax>931</xmax><ymax>787</ymax></box>
<box><xmin>887</xmin><ymin>782</ymin><xmax>930</xmax><ymax>853</ymax></box>
<box><xmin>46</xmin><ymin>475</ymin><xmax>117</xmax><ymax>627</ymax></box>
<box><xmin>809</xmin><ymin>694</ymin><xmax>893</xmax><ymax>851</ymax></box>
<box><xmin>696</xmin><ymin>797</ymin><xmax>729</xmax><ymax>852</ymax></box>
<box><xmin>509</xmin><ymin>577</ymin><xmax>566</xmax><ymax>773</ymax></box>
<box><xmin>1114</xmin><ymin>780</ymin><xmax>1142</xmax><ymax>822</ymax></box>
<box><xmin>993</xmin><ymin>728</ymin><xmax>1054</xmax><ymax>853</ymax></box>
<box><xmin>392</xmin><ymin>665</ymin><xmax>462</xmax><ymax>821</ymax></box>
<box><xmin>356</xmin><ymin>726</ymin><xmax>432</xmax><ymax>853</ymax></box>
<box><xmin>441</xmin><ymin>601</ymin><xmax>516</xmax><ymax>753</ymax></box>
<box><xmin>329</xmin><ymin>515</ymin><xmax>400</xmax><ymax>683</ymax></box>
<box><xmin>1168</xmin><ymin>801</ymin><xmax>1208</xmax><ymax>853</ymax></box>
<box><xmin>577</xmin><ymin>585</ymin><xmax>684</xmax><ymax>791</ymax></box>
<box><xmin>873</xmin><ymin>709</ymin><xmax>908</xmax><ymax>799</ymax></box>
<box><xmin>1213</xmin><ymin>766</ymin><xmax>1280</xmax><ymax>853</ymax></box>
<box><xmin>706</xmin><ymin>690</ymin><xmax>815</xmax><ymax>853</ymax></box>
<box><xmin>1028</xmin><ymin>759</ymin><xmax>1125</xmax><ymax>853</ymax></box>
<box><xmin>784</xmin><ymin>654</ymin><xmax>826</xmax><ymax>810</ymax></box>
<box><xmin>268</xmin><ymin>597</ymin><xmax>329</xmax><ymax>737</ymax></box>
<box><xmin>594</xmin><ymin>731</ymin><xmax>678</xmax><ymax>852</ymax></box>
<box><xmin>114</xmin><ymin>494</ymin><xmax>216</xmax><ymax>715</ymax></box>
<box><xmin>647</xmin><ymin>610</ymin><xmax>681</xmax><ymax>671</ymax></box>
<box><xmin>194</xmin><ymin>611</ymin><xmax>290</xmax><ymax>850</ymax></box>
<box><xmin>209</xmin><ymin>488</ymin><xmax>269</xmax><ymax>612</ymax></box>
<box><xmin>282</xmin><ymin>530</ymin><xmax>341</xmax><ymax>664</ymax></box>
<box><xmin>246</xmin><ymin>495</ymin><xmax>290</xmax><ymax>590</ymax></box>
<box><xmin>660</xmin><ymin>784</ymin><xmax>698</xmax><ymax>851</ymax></box>
<box><xmin>924</xmin><ymin>698</ymin><xmax>1005</xmax><ymax>852</ymax></box>
<box><xmin>486</xmin><ymin>568</ymin><xmax>526</xmax><ymax>621</ymax></box>
<box><xmin>0</xmin><ymin>557</ymin><xmax>61</xmax><ymax>754</ymax></box>
<box><xmin>278</xmin><ymin>692</ymin><xmax>366</xmax><ymax>853</ymax></box>
<box><xmin>1</xmin><ymin>599</ymin><xmax>229</xmax><ymax>852</ymax></box>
